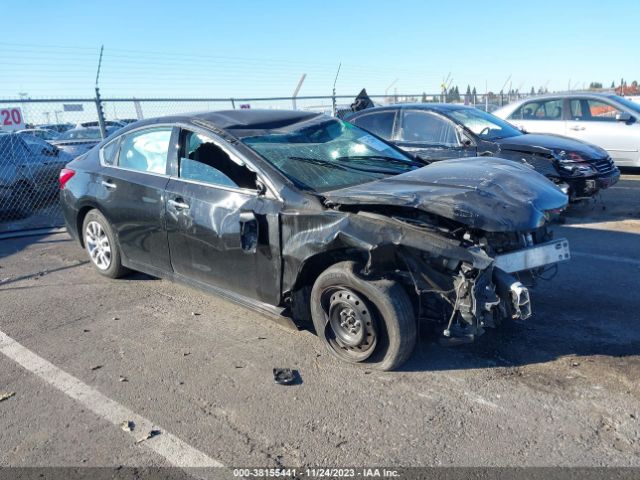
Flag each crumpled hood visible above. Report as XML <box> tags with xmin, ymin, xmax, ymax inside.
<box><xmin>495</xmin><ymin>133</ymin><xmax>608</xmax><ymax>160</ymax></box>
<box><xmin>323</xmin><ymin>157</ymin><xmax>568</xmax><ymax>232</ymax></box>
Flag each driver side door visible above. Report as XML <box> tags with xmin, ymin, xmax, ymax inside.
<box><xmin>165</xmin><ymin>127</ymin><xmax>282</xmax><ymax>305</ymax></box>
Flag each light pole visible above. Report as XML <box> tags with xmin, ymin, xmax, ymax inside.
<box><xmin>19</xmin><ymin>92</ymin><xmax>29</xmax><ymax>125</ymax></box>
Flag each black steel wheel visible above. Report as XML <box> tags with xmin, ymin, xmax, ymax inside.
<box><xmin>310</xmin><ymin>261</ymin><xmax>417</xmax><ymax>371</ymax></box>
<box><xmin>323</xmin><ymin>287</ymin><xmax>378</xmax><ymax>362</ymax></box>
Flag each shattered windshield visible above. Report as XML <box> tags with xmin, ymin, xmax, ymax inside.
<box><xmin>448</xmin><ymin>108</ymin><xmax>522</xmax><ymax>141</ymax></box>
<box><xmin>240</xmin><ymin>117</ymin><xmax>421</xmax><ymax>192</ymax></box>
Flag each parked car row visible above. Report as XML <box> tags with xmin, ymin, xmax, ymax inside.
<box><xmin>345</xmin><ymin>102</ymin><xmax>620</xmax><ymax>201</ymax></box>
<box><xmin>0</xmin><ymin>132</ymin><xmax>72</xmax><ymax>219</ymax></box>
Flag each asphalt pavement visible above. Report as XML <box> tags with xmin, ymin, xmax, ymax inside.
<box><xmin>0</xmin><ymin>174</ymin><xmax>638</xmax><ymax>476</ymax></box>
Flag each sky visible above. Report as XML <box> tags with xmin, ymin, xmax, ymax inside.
<box><xmin>1</xmin><ymin>0</ymin><xmax>639</xmax><ymax>100</ymax></box>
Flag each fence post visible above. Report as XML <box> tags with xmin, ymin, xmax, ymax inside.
<box><xmin>95</xmin><ymin>87</ymin><xmax>107</xmax><ymax>139</ymax></box>
<box><xmin>230</xmin><ymin>98</ymin><xmax>236</xmax><ymax>109</ymax></box>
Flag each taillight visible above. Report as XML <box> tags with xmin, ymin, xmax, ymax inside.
<box><xmin>59</xmin><ymin>168</ymin><xmax>75</xmax><ymax>189</ymax></box>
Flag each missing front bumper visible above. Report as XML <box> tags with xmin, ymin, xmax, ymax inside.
<box><xmin>494</xmin><ymin>238</ymin><xmax>570</xmax><ymax>274</ymax></box>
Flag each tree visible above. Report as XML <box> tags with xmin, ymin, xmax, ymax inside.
<box><xmin>530</xmin><ymin>86</ymin><xmax>535</xmax><ymax>95</ymax></box>
<box><xmin>611</xmin><ymin>81</ymin><xmax>615</xmax><ymax>88</ymax></box>
<box><xmin>421</xmin><ymin>92</ymin><xmax>427</xmax><ymax>103</ymax></box>
<box><xmin>589</xmin><ymin>82</ymin><xmax>603</xmax><ymax>89</ymax></box>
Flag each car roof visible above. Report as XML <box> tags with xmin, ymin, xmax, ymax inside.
<box><xmin>347</xmin><ymin>103</ymin><xmax>477</xmax><ymax>116</ymax></box>
<box><xmin>124</xmin><ymin>109</ymin><xmax>322</xmax><ymax>134</ymax></box>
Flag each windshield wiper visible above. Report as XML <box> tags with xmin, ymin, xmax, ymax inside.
<box><xmin>335</xmin><ymin>155</ymin><xmax>425</xmax><ymax>168</ymax></box>
<box><xmin>287</xmin><ymin>156</ymin><xmax>395</xmax><ymax>174</ymax></box>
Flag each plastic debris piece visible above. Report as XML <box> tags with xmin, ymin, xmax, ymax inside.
<box><xmin>273</xmin><ymin>368</ymin><xmax>300</xmax><ymax>385</ymax></box>
<box><xmin>135</xmin><ymin>429</ymin><xmax>161</xmax><ymax>444</ymax></box>
<box><xmin>0</xmin><ymin>392</ymin><xmax>16</xmax><ymax>402</ymax></box>
<box><xmin>118</xmin><ymin>376</ymin><xmax>128</xmax><ymax>382</ymax></box>
<box><xmin>120</xmin><ymin>420</ymin><xmax>135</xmax><ymax>432</ymax></box>
<box><xmin>90</xmin><ymin>365</ymin><xmax>103</xmax><ymax>371</ymax></box>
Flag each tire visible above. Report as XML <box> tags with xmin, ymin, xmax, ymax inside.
<box><xmin>310</xmin><ymin>261</ymin><xmax>417</xmax><ymax>371</ymax></box>
<box><xmin>82</xmin><ymin>209</ymin><xmax>129</xmax><ymax>279</ymax></box>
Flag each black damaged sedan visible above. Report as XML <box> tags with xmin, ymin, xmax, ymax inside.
<box><xmin>346</xmin><ymin>104</ymin><xmax>620</xmax><ymax>201</ymax></box>
<box><xmin>59</xmin><ymin>110</ymin><xmax>570</xmax><ymax>370</ymax></box>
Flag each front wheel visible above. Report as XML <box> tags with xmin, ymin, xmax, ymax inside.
<box><xmin>310</xmin><ymin>261</ymin><xmax>417</xmax><ymax>371</ymax></box>
<box><xmin>82</xmin><ymin>210</ymin><xmax>129</xmax><ymax>279</ymax></box>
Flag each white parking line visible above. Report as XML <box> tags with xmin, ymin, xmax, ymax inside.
<box><xmin>572</xmin><ymin>251</ymin><xmax>640</xmax><ymax>267</ymax></box>
<box><xmin>0</xmin><ymin>329</ymin><xmax>224</xmax><ymax>470</ymax></box>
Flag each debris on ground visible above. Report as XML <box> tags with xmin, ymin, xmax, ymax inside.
<box><xmin>112</xmin><ymin>317</ymin><xmax>119</xmax><ymax>321</ymax></box>
<box><xmin>0</xmin><ymin>392</ymin><xmax>16</xmax><ymax>402</ymax></box>
<box><xmin>120</xmin><ymin>420</ymin><xmax>135</xmax><ymax>432</ymax></box>
<box><xmin>273</xmin><ymin>368</ymin><xmax>300</xmax><ymax>385</ymax></box>
<box><xmin>571</xmin><ymin>361</ymin><xmax>581</xmax><ymax>367</ymax></box>
<box><xmin>191</xmin><ymin>312</ymin><xmax>201</xmax><ymax>316</ymax></box>
<box><xmin>83</xmin><ymin>329</ymin><xmax>90</xmax><ymax>333</ymax></box>
<box><xmin>135</xmin><ymin>429</ymin><xmax>161</xmax><ymax>444</ymax></box>
<box><xmin>182</xmin><ymin>352</ymin><xmax>191</xmax><ymax>357</ymax></box>
<box><xmin>90</xmin><ymin>365</ymin><xmax>103</xmax><ymax>371</ymax></box>
<box><xmin>118</xmin><ymin>376</ymin><xmax>128</xmax><ymax>382</ymax></box>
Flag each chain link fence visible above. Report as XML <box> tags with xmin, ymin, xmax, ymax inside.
<box><xmin>0</xmin><ymin>91</ymin><xmax>539</xmax><ymax>233</ymax></box>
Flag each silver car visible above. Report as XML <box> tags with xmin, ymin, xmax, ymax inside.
<box><xmin>494</xmin><ymin>93</ymin><xmax>640</xmax><ymax>167</ymax></box>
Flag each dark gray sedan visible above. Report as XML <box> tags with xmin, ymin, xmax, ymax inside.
<box><xmin>59</xmin><ymin>110</ymin><xmax>570</xmax><ymax>370</ymax></box>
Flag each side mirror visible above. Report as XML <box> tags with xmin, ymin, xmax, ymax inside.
<box><xmin>616</xmin><ymin>112</ymin><xmax>632</xmax><ymax>122</ymax></box>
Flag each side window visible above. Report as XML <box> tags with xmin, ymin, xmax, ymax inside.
<box><xmin>180</xmin><ymin>131</ymin><xmax>257</xmax><ymax>190</ymax></box>
<box><xmin>100</xmin><ymin>138</ymin><xmax>120</xmax><ymax>166</ymax></box>
<box><xmin>512</xmin><ymin>100</ymin><xmax>563</xmax><ymax>120</ymax></box>
<box><xmin>119</xmin><ymin>128</ymin><xmax>171</xmax><ymax>174</ymax></box>
<box><xmin>350</xmin><ymin>111</ymin><xmax>395</xmax><ymax>140</ymax></box>
<box><xmin>571</xmin><ymin>99</ymin><xmax>622</xmax><ymax>122</ymax></box>
<box><xmin>400</xmin><ymin>110</ymin><xmax>459</xmax><ymax>145</ymax></box>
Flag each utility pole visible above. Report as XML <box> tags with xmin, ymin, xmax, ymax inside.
<box><xmin>292</xmin><ymin>73</ymin><xmax>307</xmax><ymax>110</ymax></box>
<box><xmin>385</xmin><ymin>78</ymin><xmax>399</xmax><ymax>103</ymax></box>
<box><xmin>94</xmin><ymin>45</ymin><xmax>107</xmax><ymax>139</ymax></box>
<box><xmin>18</xmin><ymin>92</ymin><xmax>29</xmax><ymax>125</ymax></box>
<box><xmin>54</xmin><ymin>111</ymin><xmax>62</xmax><ymax>123</ymax></box>
<box><xmin>331</xmin><ymin>63</ymin><xmax>341</xmax><ymax>117</ymax></box>
<box><xmin>43</xmin><ymin>111</ymin><xmax>51</xmax><ymax>123</ymax></box>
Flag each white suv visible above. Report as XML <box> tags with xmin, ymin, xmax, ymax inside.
<box><xmin>494</xmin><ymin>93</ymin><xmax>640</xmax><ymax>167</ymax></box>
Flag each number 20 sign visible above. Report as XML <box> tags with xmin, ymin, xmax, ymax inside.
<box><xmin>1</xmin><ymin>107</ymin><xmax>25</xmax><ymax>131</ymax></box>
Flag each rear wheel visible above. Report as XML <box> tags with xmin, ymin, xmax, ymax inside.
<box><xmin>82</xmin><ymin>210</ymin><xmax>129</xmax><ymax>278</ymax></box>
<box><xmin>310</xmin><ymin>261</ymin><xmax>417</xmax><ymax>371</ymax></box>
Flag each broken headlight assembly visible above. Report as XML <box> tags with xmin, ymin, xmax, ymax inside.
<box><xmin>553</xmin><ymin>151</ymin><xmax>597</xmax><ymax>176</ymax></box>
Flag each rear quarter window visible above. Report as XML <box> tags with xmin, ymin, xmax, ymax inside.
<box><xmin>100</xmin><ymin>138</ymin><xmax>120</xmax><ymax>166</ymax></box>
<box><xmin>350</xmin><ymin>111</ymin><xmax>396</xmax><ymax>140</ymax></box>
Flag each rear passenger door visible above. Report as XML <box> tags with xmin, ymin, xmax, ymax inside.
<box><xmin>507</xmin><ymin>98</ymin><xmax>566</xmax><ymax>135</ymax></box>
<box><xmin>97</xmin><ymin>126</ymin><xmax>175</xmax><ymax>274</ymax></box>
<box><xmin>566</xmin><ymin>98</ymin><xmax>638</xmax><ymax>166</ymax></box>
<box><xmin>395</xmin><ymin>109</ymin><xmax>473</xmax><ymax>161</ymax></box>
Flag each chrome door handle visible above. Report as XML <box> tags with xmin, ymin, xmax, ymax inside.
<box><xmin>101</xmin><ymin>180</ymin><xmax>116</xmax><ymax>189</ymax></box>
<box><xmin>569</xmin><ymin>126</ymin><xmax>585</xmax><ymax>131</ymax></box>
<box><xmin>168</xmin><ymin>199</ymin><xmax>190</xmax><ymax>210</ymax></box>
